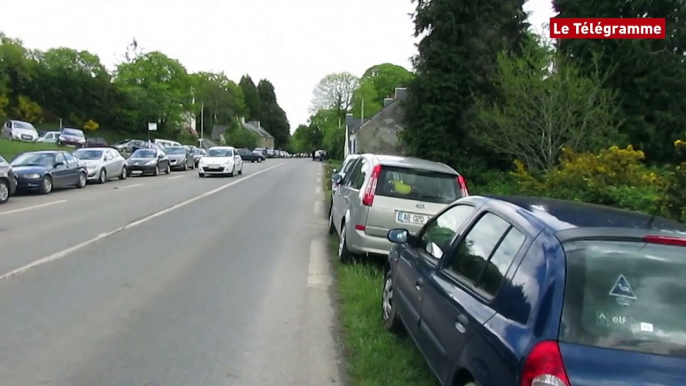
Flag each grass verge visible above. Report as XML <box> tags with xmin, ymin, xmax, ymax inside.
<box><xmin>0</xmin><ymin>139</ymin><xmax>63</xmax><ymax>161</ymax></box>
<box><xmin>323</xmin><ymin>162</ymin><xmax>437</xmax><ymax>386</ymax></box>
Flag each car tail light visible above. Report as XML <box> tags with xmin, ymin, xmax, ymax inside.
<box><xmin>457</xmin><ymin>175</ymin><xmax>469</xmax><ymax>196</ymax></box>
<box><xmin>355</xmin><ymin>224</ymin><xmax>366</xmax><ymax>231</ymax></box>
<box><xmin>520</xmin><ymin>341</ymin><xmax>570</xmax><ymax>386</ymax></box>
<box><xmin>362</xmin><ymin>164</ymin><xmax>382</xmax><ymax>206</ymax></box>
<box><xmin>643</xmin><ymin>235</ymin><xmax>686</xmax><ymax>246</ymax></box>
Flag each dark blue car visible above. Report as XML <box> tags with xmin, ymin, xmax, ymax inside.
<box><xmin>383</xmin><ymin>195</ymin><xmax>686</xmax><ymax>386</ymax></box>
<box><xmin>11</xmin><ymin>151</ymin><xmax>87</xmax><ymax>194</ymax></box>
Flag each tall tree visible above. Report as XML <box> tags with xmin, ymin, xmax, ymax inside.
<box><xmin>257</xmin><ymin>79</ymin><xmax>290</xmax><ymax>147</ymax></box>
<box><xmin>401</xmin><ymin>0</ymin><xmax>529</xmax><ymax>169</ymax></box>
<box><xmin>193</xmin><ymin>72</ymin><xmax>246</xmax><ymax>134</ymax></box>
<box><xmin>553</xmin><ymin>0</ymin><xmax>686</xmax><ymax>163</ymax></box>
<box><xmin>239</xmin><ymin>75</ymin><xmax>261</xmax><ymax>121</ymax></box>
<box><xmin>310</xmin><ymin>72</ymin><xmax>359</xmax><ymax>119</ymax></box>
<box><xmin>350</xmin><ymin>63</ymin><xmax>414</xmax><ymax>119</ymax></box>
<box><xmin>0</xmin><ymin>33</ymin><xmax>42</xmax><ymax>122</ymax></box>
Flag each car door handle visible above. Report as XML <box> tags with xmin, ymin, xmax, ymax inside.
<box><xmin>455</xmin><ymin>314</ymin><xmax>469</xmax><ymax>333</ymax></box>
<box><xmin>415</xmin><ymin>277</ymin><xmax>424</xmax><ymax>290</ymax></box>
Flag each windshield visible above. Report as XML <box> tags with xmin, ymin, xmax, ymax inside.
<box><xmin>13</xmin><ymin>121</ymin><xmax>35</xmax><ymax>130</ymax></box>
<box><xmin>254</xmin><ymin>148</ymin><xmax>265</xmax><ymax>152</ymax></box>
<box><xmin>131</xmin><ymin>149</ymin><xmax>156</xmax><ymax>158</ymax></box>
<box><xmin>376</xmin><ymin>166</ymin><xmax>461</xmax><ymax>204</ymax></box>
<box><xmin>62</xmin><ymin>129</ymin><xmax>84</xmax><ymax>137</ymax></box>
<box><xmin>560</xmin><ymin>239</ymin><xmax>686</xmax><ymax>358</ymax></box>
<box><xmin>11</xmin><ymin>152</ymin><xmax>56</xmax><ymax>167</ymax></box>
<box><xmin>73</xmin><ymin>149</ymin><xmax>103</xmax><ymax>160</ymax></box>
<box><xmin>165</xmin><ymin>147</ymin><xmax>186</xmax><ymax>154</ymax></box>
<box><xmin>208</xmin><ymin>148</ymin><xmax>233</xmax><ymax>157</ymax></box>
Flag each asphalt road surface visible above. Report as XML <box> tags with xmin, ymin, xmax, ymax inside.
<box><xmin>0</xmin><ymin>159</ymin><xmax>342</xmax><ymax>386</ymax></box>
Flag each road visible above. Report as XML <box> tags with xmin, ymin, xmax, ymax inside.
<box><xmin>0</xmin><ymin>159</ymin><xmax>342</xmax><ymax>386</ymax></box>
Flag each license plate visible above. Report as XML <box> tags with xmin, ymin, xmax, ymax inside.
<box><xmin>21</xmin><ymin>135</ymin><xmax>31</xmax><ymax>140</ymax></box>
<box><xmin>397</xmin><ymin>211</ymin><xmax>429</xmax><ymax>225</ymax></box>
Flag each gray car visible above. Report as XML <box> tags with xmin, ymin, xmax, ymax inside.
<box><xmin>0</xmin><ymin>155</ymin><xmax>17</xmax><ymax>204</ymax></box>
<box><xmin>165</xmin><ymin>146</ymin><xmax>195</xmax><ymax>171</ymax></box>
<box><xmin>329</xmin><ymin>154</ymin><xmax>469</xmax><ymax>262</ymax></box>
<box><xmin>73</xmin><ymin>148</ymin><xmax>128</xmax><ymax>183</ymax></box>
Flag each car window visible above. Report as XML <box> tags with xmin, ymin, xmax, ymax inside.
<box><xmin>444</xmin><ymin>212</ymin><xmax>512</xmax><ymax>286</ymax></box>
<box><xmin>55</xmin><ymin>153</ymin><xmax>65</xmax><ymax>164</ymax></box>
<box><xmin>477</xmin><ymin>227</ymin><xmax>526</xmax><ymax>296</ymax></box>
<box><xmin>376</xmin><ymin>166</ymin><xmax>461</xmax><ymax>204</ymax></box>
<box><xmin>344</xmin><ymin>159</ymin><xmax>363</xmax><ymax>187</ymax></box>
<box><xmin>352</xmin><ymin>159</ymin><xmax>368</xmax><ymax>190</ymax></box>
<box><xmin>64</xmin><ymin>153</ymin><xmax>77</xmax><ymax>165</ymax></box>
<box><xmin>559</xmin><ymin>240</ymin><xmax>686</xmax><ymax>358</ymax></box>
<box><xmin>420</xmin><ymin>205</ymin><xmax>475</xmax><ymax>260</ymax></box>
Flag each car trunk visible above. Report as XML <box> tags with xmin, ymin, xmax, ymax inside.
<box><xmin>559</xmin><ymin>342</ymin><xmax>686</xmax><ymax>385</ymax></box>
<box><xmin>363</xmin><ymin>165</ymin><xmax>461</xmax><ymax>238</ymax></box>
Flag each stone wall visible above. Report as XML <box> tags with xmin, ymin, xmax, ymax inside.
<box><xmin>356</xmin><ymin>102</ymin><xmax>405</xmax><ymax>156</ymax></box>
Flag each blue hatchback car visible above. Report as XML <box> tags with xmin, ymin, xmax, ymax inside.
<box><xmin>382</xmin><ymin>195</ymin><xmax>686</xmax><ymax>386</ymax></box>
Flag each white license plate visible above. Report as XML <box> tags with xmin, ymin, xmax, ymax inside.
<box><xmin>397</xmin><ymin>211</ymin><xmax>429</xmax><ymax>225</ymax></box>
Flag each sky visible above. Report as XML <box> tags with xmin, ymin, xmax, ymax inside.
<box><xmin>3</xmin><ymin>0</ymin><xmax>555</xmax><ymax>133</ymax></box>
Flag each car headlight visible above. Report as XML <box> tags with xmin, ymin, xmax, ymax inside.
<box><xmin>145</xmin><ymin>160</ymin><xmax>156</xmax><ymax>166</ymax></box>
<box><xmin>22</xmin><ymin>173</ymin><xmax>41</xmax><ymax>179</ymax></box>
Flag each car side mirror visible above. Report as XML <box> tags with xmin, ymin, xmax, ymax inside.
<box><xmin>331</xmin><ymin>174</ymin><xmax>343</xmax><ymax>185</ymax></box>
<box><xmin>332</xmin><ymin>168</ymin><xmax>338</xmax><ymax>174</ymax></box>
<box><xmin>387</xmin><ymin>229</ymin><xmax>409</xmax><ymax>244</ymax></box>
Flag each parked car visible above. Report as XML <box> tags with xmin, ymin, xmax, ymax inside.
<box><xmin>152</xmin><ymin>138</ymin><xmax>181</xmax><ymax>148</ymax></box>
<box><xmin>112</xmin><ymin>139</ymin><xmax>148</xmax><ymax>154</ymax></box>
<box><xmin>329</xmin><ymin>154</ymin><xmax>469</xmax><ymax>261</ymax></box>
<box><xmin>83</xmin><ymin>137</ymin><xmax>108</xmax><ymax>148</ymax></box>
<box><xmin>36</xmin><ymin>131</ymin><xmax>60</xmax><ymax>143</ymax></box>
<box><xmin>236</xmin><ymin>148</ymin><xmax>263</xmax><ymax>162</ymax></box>
<box><xmin>73</xmin><ymin>147</ymin><xmax>128</xmax><ymax>183</ymax></box>
<box><xmin>165</xmin><ymin>146</ymin><xmax>195</xmax><ymax>171</ymax></box>
<box><xmin>382</xmin><ymin>195</ymin><xmax>686</xmax><ymax>386</ymax></box>
<box><xmin>198</xmin><ymin>146</ymin><xmax>243</xmax><ymax>177</ymax></box>
<box><xmin>253</xmin><ymin>147</ymin><xmax>268</xmax><ymax>158</ymax></box>
<box><xmin>0</xmin><ymin>155</ymin><xmax>17</xmax><ymax>204</ymax></box>
<box><xmin>328</xmin><ymin>154</ymin><xmax>360</xmax><ymax>215</ymax></box>
<box><xmin>1</xmin><ymin>120</ymin><xmax>39</xmax><ymax>142</ymax></box>
<box><xmin>57</xmin><ymin>128</ymin><xmax>86</xmax><ymax>147</ymax></box>
<box><xmin>192</xmin><ymin>148</ymin><xmax>206</xmax><ymax>167</ymax></box>
<box><xmin>126</xmin><ymin>148</ymin><xmax>170</xmax><ymax>176</ymax></box>
<box><xmin>11</xmin><ymin>151</ymin><xmax>87</xmax><ymax>194</ymax></box>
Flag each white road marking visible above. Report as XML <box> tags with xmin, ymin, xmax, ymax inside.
<box><xmin>0</xmin><ymin>200</ymin><xmax>67</xmax><ymax>216</ymax></box>
<box><xmin>316</xmin><ymin>177</ymin><xmax>321</xmax><ymax>183</ymax></box>
<box><xmin>167</xmin><ymin>175</ymin><xmax>184</xmax><ymax>180</ymax></box>
<box><xmin>314</xmin><ymin>201</ymin><xmax>323</xmax><ymax>216</ymax></box>
<box><xmin>307</xmin><ymin>238</ymin><xmax>332</xmax><ymax>286</ymax></box>
<box><xmin>315</xmin><ymin>186</ymin><xmax>322</xmax><ymax>195</ymax></box>
<box><xmin>0</xmin><ymin>163</ymin><xmax>286</xmax><ymax>281</ymax></box>
<box><xmin>119</xmin><ymin>183</ymin><xmax>141</xmax><ymax>189</ymax></box>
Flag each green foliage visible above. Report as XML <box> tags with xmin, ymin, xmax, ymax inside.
<box><xmin>239</xmin><ymin>75</ymin><xmax>261</xmax><ymax>121</ymax></box>
<box><xmin>310</xmin><ymin>72</ymin><xmax>359</xmax><ymax>119</ymax></box>
<box><xmin>350</xmin><ymin>63</ymin><xmax>413</xmax><ymax>119</ymax></box>
<box><xmin>256</xmin><ymin>79</ymin><xmax>290</xmax><ymax>148</ymax></box>
<box><xmin>223</xmin><ymin>118</ymin><xmax>259</xmax><ymax>149</ymax></box>
<box><xmin>193</xmin><ymin>72</ymin><xmax>246</xmax><ymax>135</ymax></box>
<box><xmin>82</xmin><ymin>119</ymin><xmax>99</xmax><ymax>131</ymax></box>
<box><xmin>291</xmin><ymin>124</ymin><xmax>323</xmax><ymax>153</ymax></box>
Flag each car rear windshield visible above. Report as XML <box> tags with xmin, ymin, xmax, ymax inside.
<box><xmin>376</xmin><ymin>166</ymin><xmax>461</xmax><ymax>204</ymax></box>
<box><xmin>559</xmin><ymin>239</ymin><xmax>686</xmax><ymax>358</ymax></box>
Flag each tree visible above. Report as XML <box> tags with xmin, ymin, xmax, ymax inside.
<box><xmin>310</xmin><ymin>72</ymin><xmax>359</xmax><ymax>118</ymax></box>
<box><xmin>239</xmin><ymin>75</ymin><xmax>261</xmax><ymax>121</ymax></box>
<box><xmin>308</xmin><ymin>109</ymin><xmax>344</xmax><ymax>159</ymax></box>
<box><xmin>553</xmin><ymin>0</ymin><xmax>686</xmax><ymax>163</ymax></box>
<box><xmin>350</xmin><ymin>63</ymin><xmax>413</xmax><ymax>119</ymax></box>
<box><xmin>0</xmin><ymin>33</ymin><xmax>40</xmax><ymax>121</ymax></box>
<box><xmin>471</xmin><ymin>45</ymin><xmax>620</xmax><ymax>172</ymax></box>
<box><xmin>223</xmin><ymin>118</ymin><xmax>258</xmax><ymax>148</ymax></box>
<box><xmin>292</xmin><ymin>123</ymin><xmax>323</xmax><ymax>152</ymax></box>
<box><xmin>193</xmin><ymin>72</ymin><xmax>246</xmax><ymax>135</ymax></box>
<box><xmin>401</xmin><ymin>0</ymin><xmax>530</xmax><ymax>169</ymax></box>
<box><xmin>257</xmin><ymin>79</ymin><xmax>290</xmax><ymax>148</ymax></box>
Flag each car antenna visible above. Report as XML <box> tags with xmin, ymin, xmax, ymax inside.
<box><xmin>646</xmin><ymin>180</ymin><xmax>673</xmax><ymax>229</ymax></box>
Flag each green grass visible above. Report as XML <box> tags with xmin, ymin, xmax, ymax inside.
<box><xmin>323</xmin><ymin>163</ymin><xmax>436</xmax><ymax>386</ymax></box>
<box><xmin>0</xmin><ymin>140</ymin><xmax>63</xmax><ymax>161</ymax></box>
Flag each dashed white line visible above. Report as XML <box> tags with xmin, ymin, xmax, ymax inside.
<box><xmin>167</xmin><ymin>175</ymin><xmax>184</xmax><ymax>180</ymax></box>
<box><xmin>307</xmin><ymin>238</ymin><xmax>332</xmax><ymax>286</ymax></box>
<box><xmin>0</xmin><ymin>200</ymin><xmax>67</xmax><ymax>216</ymax></box>
<box><xmin>317</xmin><ymin>177</ymin><xmax>321</xmax><ymax>183</ymax></box>
<box><xmin>119</xmin><ymin>183</ymin><xmax>142</xmax><ymax>189</ymax></box>
<box><xmin>314</xmin><ymin>201</ymin><xmax>323</xmax><ymax>216</ymax></box>
<box><xmin>315</xmin><ymin>187</ymin><xmax>322</xmax><ymax>195</ymax></box>
<box><xmin>0</xmin><ymin>163</ymin><xmax>286</xmax><ymax>281</ymax></box>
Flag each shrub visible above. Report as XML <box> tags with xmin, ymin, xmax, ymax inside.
<box><xmin>82</xmin><ymin>119</ymin><xmax>99</xmax><ymax>131</ymax></box>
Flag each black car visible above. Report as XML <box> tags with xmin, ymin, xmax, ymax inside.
<box><xmin>11</xmin><ymin>151</ymin><xmax>87</xmax><ymax>194</ymax></box>
<box><xmin>0</xmin><ymin>155</ymin><xmax>17</xmax><ymax>204</ymax></box>
<box><xmin>57</xmin><ymin>128</ymin><xmax>86</xmax><ymax>148</ymax></box>
<box><xmin>126</xmin><ymin>148</ymin><xmax>171</xmax><ymax>176</ymax></box>
<box><xmin>237</xmin><ymin>148</ymin><xmax>263</xmax><ymax>163</ymax></box>
<box><xmin>192</xmin><ymin>148</ymin><xmax>206</xmax><ymax>167</ymax></box>
<box><xmin>165</xmin><ymin>146</ymin><xmax>195</xmax><ymax>171</ymax></box>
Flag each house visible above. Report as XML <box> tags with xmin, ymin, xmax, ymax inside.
<box><xmin>346</xmin><ymin>87</ymin><xmax>407</xmax><ymax>156</ymax></box>
<box><xmin>240</xmin><ymin>117</ymin><xmax>275</xmax><ymax>149</ymax></box>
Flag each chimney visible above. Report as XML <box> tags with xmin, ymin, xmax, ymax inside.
<box><xmin>394</xmin><ymin>87</ymin><xmax>408</xmax><ymax>100</ymax></box>
<box><xmin>383</xmin><ymin>98</ymin><xmax>394</xmax><ymax>107</ymax></box>
<box><xmin>257</xmin><ymin>121</ymin><xmax>261</xmax><ymax>129</ymax></box>
<box><xmin>240</xmin><ymin>117</ymin><xmax>245</xmax><ymax>124</ymax></box>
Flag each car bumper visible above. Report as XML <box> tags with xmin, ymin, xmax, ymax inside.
<box><xmin>59</xmin><ymin>140</ymin><xmax>85</xmax><ymax>147</ymax></box>
<box><xmin>199</xmin><ymin>165</ymin><xmax>232</xmax><ymax>174</ymax></box>
<box><xmin>347</xmin><ymin>227</ymin><xmax>394</xmax><ymax>257</ymax></box>
<box><xmin>11</xmin><ymin>134</ymin><xmax>37</xmax><ymax>142</ymax></box>
<box><xmin>15</xmin><ymin>176</ymin><xmax>44</xmax><ymax>191</ymax></box>
<box><xmin>128</xmin><ymin>165</ymin><xmax>157</xmax><ymax>174</ymax></box>
<box><xmin>169</xmin><ymin>161</ymin><xmax>186</xmax><ymax>170</ymax></box>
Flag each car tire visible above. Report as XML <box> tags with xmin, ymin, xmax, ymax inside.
<box><xmin>98</xmin><ymin>169</ymin><xmax>107</xmax><ymax>184</ymax></box>
<box><xmin>183</xmin><ymin>162</ymin><xmax>188</xmax><ymax>171</ymax></box>
<box><xmin>198</xmin><ymin>173</ymin><xmax>205</xmax><ymax>178</ymax></box>
<box><xmin>382</xmin><ymin>270</ymin><xmax>404</xmax><ymax>333</ymax></box>
<box><xmin>76</xmin><ymin>172</ymin><xmax>87</xmax><ymax>188</ymax></box>
<box><xmin>153</xmin><ymin>165</ymin><xmax>159</xmax><ymax>176</ymax></box>
<box><xmin>238</xmin><ymin>165</ymin><xmax>243</xmax><ymax>175</ymax></box>
<box><xmin>119</xmin><ymin>167</ymin><xmax>128</xmax><ymax>180</ymax></box>
<box><xmin>0</xmin><ymin>179</ymin><xmax>9</xmax><ymax>204</ymax></box>
<box><xmin>338</xmin><ymin>224</ymin><xmax>353</xmax><ymax>264</ymax></box>
<box><xmin>39</xmin><ymin>175</ymin><xmax>53</xmax><ymax>194</ymax></box>
<box><xmin>165</xmin><ymin>163</ymin><xmax>171</xmax><ymax>174</ymax></box>
<box><xmin>229</xmin><ymin>165</ymin><xmax>235</xmax><ymax>177</ymax></box>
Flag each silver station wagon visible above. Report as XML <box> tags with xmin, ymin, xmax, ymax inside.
<box><xmin>329</xmin><ymin>154</ymin><xmax>469</xmax><ymax>261</ymax></box>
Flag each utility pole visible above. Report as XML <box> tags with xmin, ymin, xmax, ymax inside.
<box><xmin>200</xmin><ymin>102</ymin><xmax>204</xmax><ymax>146</ymax></box>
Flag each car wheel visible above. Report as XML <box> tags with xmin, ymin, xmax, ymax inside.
<box><xmin>98</xmin><ymin>169</ymin><xmax>107</xmax><ymax>184</ymax></box>
<box><xmin>165</xmin><ymin>163</ymin><xmax>171</xmax><ymax>174</ymax></box>
<box><xmin>0</xmin><ymin>179</ymin><xmax>9</xmax><ymax>204</ymax></box>
<box><xmin>76</xmin><ymin>172</ymin><xmax>87</xmax><ymax>188</ymax></box>
<box><xmin>198</xmin><ymin>172</ymin><xmax>205</xmax><ymax>178</ymax></box>
<box><xmin>238</xmin><ymin>164</ymin><xmax>243</xmax><ymax>175</ymax></box>
<box><xmin>39</xmin><ymin>175</ymin><xmax>53</xmax><ymax>194</ymax></box>
<box><xmin>229</xmin><ymin>165</ymin><xmax>235</xmax><ymax>177</ymax></box>
<box><xmin>153</xmin><ymin>165</ymin><xmax>159</xmax><ymax>176</ymax></box>
<box><xmin>119</xmin><ymin>167</ymin><xmax>128</xmax><ymax>180</ymax></box>
<box><xmin>338</xmin><ymin>224</ymin><xmax>353</xmax><ymax>264</ymax></box>
<box><xmin>382</xmin><ymin>270</ymin><xmax>404</xmax><ymax>332</ymax></box>
<box><xmin>183</xmin><ymin>162</ymin><xmax>188</xmax><ymax>171</ymax></box>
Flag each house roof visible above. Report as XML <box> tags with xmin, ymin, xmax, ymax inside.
<box><xmin>212</xmin><ymin>125</ymin><xmax>229</xmax><ymax>140</ymax></box>
<box><xmin>243</xmin><ymin>121</ymin><xmax>274</xmax><ymax>139</ymax></box>
<box><xmin>351</xmin><ymin>87</ymin><xmax>407</xmax><ymax>134</ymax></box>
<box><xmin>346</xmin><ymin>115</ymin><xmax>363</xmax><ymax>133</ymax></box>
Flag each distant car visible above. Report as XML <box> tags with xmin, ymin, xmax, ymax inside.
<box><xmin>165</xmin><ymin>146</ymin><xmax>195</xmax><ymax>171</ymax></box>
<box><xmin>36</xmin><ymin>131</ymin><xmax>60</xmax><ymax>143</ymax></box>
<box><xmin>192</xmin><ymin>148</ymin><xmax>206</xmax><ymax>167</ymax></box>
<box><xmin>126</xmin><ymin>148</ymin><xmax>171</xmax><ymax>176</ymax></box>
<box><xmin>11</xmin><ymin>151</ymin><xmax>87</xmax><ymax>194</ymax></box>
<box><xmin>83</xmin><ymin>137</ymin><xmax>109</xmax><ymax>148</ymax></box>
<box><xmin>57</xmin><ymin>128</ymin><xmax>86</xmax><ymax>147</ymax></box>
<box><xmin>73</xmin><ymin>147</ymin><xmax>128</xmax><ymax>183</ymax></box>
<box><xmin>112</xmin><ymin>139</ymin><xmax>147</xmax><ymax>154</ymax></box>
<box><xmin>0</xmin><ymin>155</ymin><xmax>17</xmax><ymax>204</ymax></box>
<box><xmin>198</xmin><ymin>146</ymin><xmax>243</xmax><ymax>177</ymax></box>
<box><xmin>236</xmin><ymin>148</ymin><xmax>263</xmax><ymax>162</ymax></box>
<box><xmin>1</xmin><ymin>120</ymin><xmax>39</xmax><ymax>142</ymax></box>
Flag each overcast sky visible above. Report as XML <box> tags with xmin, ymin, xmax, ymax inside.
<box><xmin>3</xmin><ymin>0</ymin><xmax>555</xmax><ymax>132</ymax></box>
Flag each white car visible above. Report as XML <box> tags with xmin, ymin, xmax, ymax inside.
<box><xmin>198</xmin><ymin>146</ymin><xmax>243</xmax><ymax>177</ymax></box>
<box><xmin>1</xmin><ymin>120</ymin><xmax>39</xmax><ymax>142</ymax></box>
<box><xmin>73</xmin><ymin>147</ymin><xmax>128</xmax><ymax>183</ymax></box>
